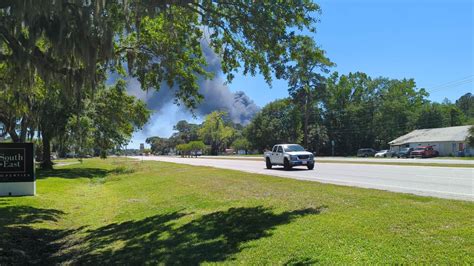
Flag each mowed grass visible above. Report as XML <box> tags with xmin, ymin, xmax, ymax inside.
<box><xmin>0</xmin><ymin>158</ymin><xmax>472</xmax><ymax>264</ymax></box>
<box><xmin>203</xmin><ymin>156</ymin><xmax>474</xmax><ymax>168</ymax></box>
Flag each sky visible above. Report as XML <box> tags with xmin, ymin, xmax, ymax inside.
<box><xmin>128</xmin><ymin>0</ymin><xmax>473</xmax><ymax>149</ymax></box>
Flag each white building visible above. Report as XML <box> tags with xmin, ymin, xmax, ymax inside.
<box><xmin>389</xmin><ymin>125</ymin><xmax>473</xmax><ymax>156</ymax></box>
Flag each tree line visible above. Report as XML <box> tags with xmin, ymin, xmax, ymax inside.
<box><xmin>247</xmin><ymin>73</ymin><xmax>473</xmax><ymax>155</ymax></box>
<box><xmin>146</xmin><ymin>111</ymin><xmax>247</xmax><ymax>156</ymax></box>
<box><xmin>147</xmin><ymin>74</ymin><xmax>473</xmax><ymax>156</ymax></box>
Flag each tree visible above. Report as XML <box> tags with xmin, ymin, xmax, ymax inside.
<box><xmin>173</xmin><ymin>120</ymin><xmax>200</xmax><ymax>143</ymax></box>
<box><xmin>199</xmin><ymin>111</ymin><xmax>234</xmax><ymax>155</ymax></box>
<box><xmin>319</xmin><ymin>72</ymin><xmax>430</xmax><ymax>154</ymax></box>
<box><xmin>176</xmin><ymin>143</ymin><xmax>191</xmax><ymax>157</ymax></box>
<box><xmin>1</xmin><ymin>1</ymin><xmax>327</xmax><ymax>166</ymax></box>
<box><xmin>466</xmin><ymin>126</ymin><xmax>474</xmax><ymax>147</ymax></box>
<box><xmin>188</xmin><ymin>141</ymin><xmax>206</xmax><ymax>157</ymax></box>
<box><xmin>286</xmin><ymin>36</ymin><xmax>333</xmax><ymax>147</ymax></box>
<box><xmin>245</xmin><ymin>99</ymin><xmax>302</xmax><ymax>152</ymax></box>
<box><xmin>456</xmin><ymin>93</ymin><xmax>474</xmax><ymax>120</ymax></box>
<box><xmin>36</xmin><ymin>82</ymin><xmax>80</xmax><ymax>169</ymax></box>
<box><xmin>90</xmin><ymin>80</ymin><xmax>150</xmax><ymax>158</ymax></box>
<box><xmin>0</xmin><ymin>63</ymin><xmax>41</xmax><ymax>143</ymax></box>
<box><xmin>415</xmin><ymin>103</ymin><xmax>447</xmax><ymax>129</ymax></box>
<box><xmin>64</xmin><ymin>113</ymin><xmax>95</xmax><ymax>158</ymax></box>
<box><xmin>0</xmin><ymin>1</ymin><xmax>325</xmax><ymax>110</ymax></box>
<box><xmin>373</xmin><ymin>78</ymin><xmax>427</xmax><ymax>148</ymax></box>
<box><xmin>146</xmin><ymin>137</ymin><xmax>170</xmax><ymax>155</ymax></box>
<box><xmin>231</xmin><ymin>138</ymin><xmax>252</xmax><ymax>154</ymax></box>
<box><xmin>322</xmin><ymin>72</ymin><xmax>378</xmax><ymax>154</ymax></box>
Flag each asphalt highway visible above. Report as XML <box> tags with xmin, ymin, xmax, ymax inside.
<box><xmin>132</xmin><ymin>156</ymin><xmax>474</xmax><ymax>201</ymax></box>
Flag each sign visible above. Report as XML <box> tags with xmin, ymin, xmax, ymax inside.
<box><xmin>0</xmin><ymin>143</ymin><xmax>35</xmax><ymax>196</ymax></box>
<box><xmin>140</xmin><ymin>143</ymin><xmax>145</xmax><ymax>151</ymax></box>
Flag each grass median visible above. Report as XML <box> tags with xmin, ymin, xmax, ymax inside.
<box><xmin>201</xmin><ymin>156</ymin><xmax>474</xmax><ymax>168</ymax></box>
<box><xmin>1</xmin><ymin>158</ymin><xmax>472</xmax><ymax>264</ymax></box>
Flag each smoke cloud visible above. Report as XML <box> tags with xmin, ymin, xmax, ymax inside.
<box><xmin>126</xmin><ymin>42</ymin><xmax>260</xmax><ymax>139</ymax></box>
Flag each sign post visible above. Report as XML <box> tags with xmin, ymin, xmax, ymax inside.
<box><xmin>0</xmin><ymin>143</ymin><xmax>36</xmax><ymax>196</ymax></box>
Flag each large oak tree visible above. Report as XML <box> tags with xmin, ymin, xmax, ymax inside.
<box><xmin>0</xmin><ymin>0</ymin><xmax>327</xmax><ymax>167</ymax></box>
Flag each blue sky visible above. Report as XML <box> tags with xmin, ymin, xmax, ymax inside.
<box><xmin>231</xmin><ymin>0</ymin><xmax>473</xmax><ymax>106</ymax></box>
<box><xmin>129</xmin><ymin>0</ymin><xmax>473</xmax><ymax>148</ymax></box>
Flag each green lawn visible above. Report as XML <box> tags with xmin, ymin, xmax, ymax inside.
<box><xmin>205</xmin><ymin>156</ymin><xmax>474</xmax><ymax>168</ymax></box>
<box><xmin>1</xmin><ymin>158</ymin><xmax>472</xmax><ymax>264</ymax></box>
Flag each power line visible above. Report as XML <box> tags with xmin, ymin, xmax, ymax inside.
<box><xmin>425</xmin><ymin>75</ymin><xmax>473</xmax><ymax>93</ymax></box>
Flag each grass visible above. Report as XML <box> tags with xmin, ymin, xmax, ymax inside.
<box><xmin>437</xmin><ymin>156</ymin><xmax>474</xmax><ymax>160</ymax></box>
<box><xmin>1</xmin><ymin>158</ymin><xmax>472</xmax><ymax>264</ymax></box>
<box><xmin>201</xmin><ymin>156</ymin><xmax>474</xmax><ymax>168</ymax></box>
<box><xmin>314</xmin><ymin>160</ymin><xmax>474</xmax><ymax>168</ymax></box>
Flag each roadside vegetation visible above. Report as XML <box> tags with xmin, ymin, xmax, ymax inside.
<box><xmin>194</xmin><ymin>156</ymin><xmax>474</xmax><ymax>168</ymax></box>
<box><xmin>1</xmin><ymin>158</ymin><xmax>472</xmax><ymax>264</ymax></box>
<box><xmin>145</xmin><ymin>93</ymin><xmax>474</xmax><ymax>157</ymax></box>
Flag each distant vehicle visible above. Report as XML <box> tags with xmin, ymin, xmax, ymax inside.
<box><xmin>396</xmin><ymin>147</ymin><xmax>414</xmax><ymax>158</ymax></box>
<box><xmin>264</xmin><ymin>144</ymin><xmax>314</xmax><ymax>170</ymax></box>
<box><xmin>375</xmin><ymin>150</ymin><xmax>395</xmax><ymax>158</ymax></box>
<box><xmin>191</xmin><ymin>151</ymin><xmax>202</xmax><ymax>157</ymax></box>
<box><xmin>410</xmin><ymin>146</ymin><xmax>439</xmax><ymax>158</ymax></box>
<box><xmin>357</xmin><ymin>148</ymin><xmax>377</xmax><ymax>157</ymax></box>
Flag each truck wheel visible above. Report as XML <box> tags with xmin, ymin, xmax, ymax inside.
<box><xmin>266</xmin><ymin>158</ymin><xmax>272</xmax><ymax>169</ymax></box>
<box><xmin>307</xmin><ymin>163</ymin><xmax>314</xmax><ymax>170</ymax></box>
<box><xmin>284</xmin><ymin>158</ymin><xmax>292</xmax><ymax>170</ymax></box>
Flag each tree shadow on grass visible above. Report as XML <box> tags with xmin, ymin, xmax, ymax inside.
<box><xmin>0</xmin><ymin>204</ymin><xmax>77</xmax><ymax>264</ymax></box>
<box><xmin>37</xmin><ymin>168</ymin><xmax>110</xmax><ymax>180</ymax></box>
<box><xmin>77</xmin><ymin>206</ymin><xmax>324</xmax><ymax>264</ymax></box>
<box><xmin>37</xmin><ymin>166</ymin><xmax>136</xmax><ymax>180</ymax></box>
<box><xmin>284</xmin><ymin>257</ymin><xmax>319</xmax><ymax>265</ymax></box>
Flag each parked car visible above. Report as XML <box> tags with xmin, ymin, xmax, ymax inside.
<box><xmin>375</xmin><ymin>150</ymin><xmax>395</xmax><ymax>158</ymax></box>
<box><xmin>410</xmin><ymin>146</ymin><xmax>439</xmax><ymax>158</ymax></box>
<box><xmin>264</xmin><ymin>144</ymin><xmax>314</xmax><ymax>170</ymax></box>
<box><xmin>396</xmin><ymin>147</ymin><xmax>414</xmax><ymax>158</ymax></box>
<box><xmin>357</xmin><ymin>148</ymin><xmax>377</xmax><ymax>157</ymax></box>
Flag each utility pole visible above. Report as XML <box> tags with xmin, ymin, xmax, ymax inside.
<box><xmin>331</xmin><ymin>140</ymin><xmax>335</xmax><ymax>156</ymax></box>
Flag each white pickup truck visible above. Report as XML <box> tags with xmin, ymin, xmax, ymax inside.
<box><xmin>264</xmin><ymin>144</ymin><xmax>315</xmax><ymax>170</ymax></box>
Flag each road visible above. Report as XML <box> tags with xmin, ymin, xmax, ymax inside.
<box><xmin>132</xmin><ymin>156</ymin><xmax>474</xmax><ymax>201</ymax></box>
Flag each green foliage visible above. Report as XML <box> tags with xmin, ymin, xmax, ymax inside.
<box><xmin>199</xmin><ymin>111</ymin><xmax>235</xmax><ymax>155</ymax></box>
<box><xmin>322</xmin><ymin>72</ymin><xmax>427</xmax><ymax>154</ymax></box>
<box><xmin>173</xmin><ymin>120</ymin><xmax>200</xmax><ymax>143</ymax></box>
<box><xmin>1</xmin><ymin>1</ymin><xmax>323</xmax><ymax>110</ymax></box>
<box><xmin>456</xmin><ymin>93</ymin><xmax>474</xmax><ymax>119</ymax></box>
<box><xmin>176</xmin><ymin>141</ymin><xmax>205</xmax><ymax>157</ymax></box>
<box><xmin>65</xmin><ymin>114</ymin><xmax>95</xmax><ymax>157</ymax></box>
<box><xmin>467</xmin><ymin>126</ymin><xmax>474</xmax><ymax>147</ymax></box>
<box><xmin>244</xmin><ymin>72</ymin><xmax>470</xmax><ymax>155</ymax></box>
<box><xmin>415</xmin><ymin>102</ymin><xmax>465</xmax><ymax>129</ymax></box>
<box><xmin>90</xmin><ymin>80</ymin><xmax>150</xmax><ymax>157</ymax></box>
<box><xmin>231</xmin><ymin>138</ymin><xmax>252</xmax><ymax>154</ymax></box>
<box><xmin>146</xmin><ymin>137</ymin><xmax>170</xmax><ymax>155</ymax></box>
<box><xmin>245</xmin><ymin>99</ymin><xmax>302</xmax><ymax>152</ymax></box>
<box><xmin>285</xmin><ymin>36</ymin><xmax>333</xmax><ymax>148</ymax></box>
